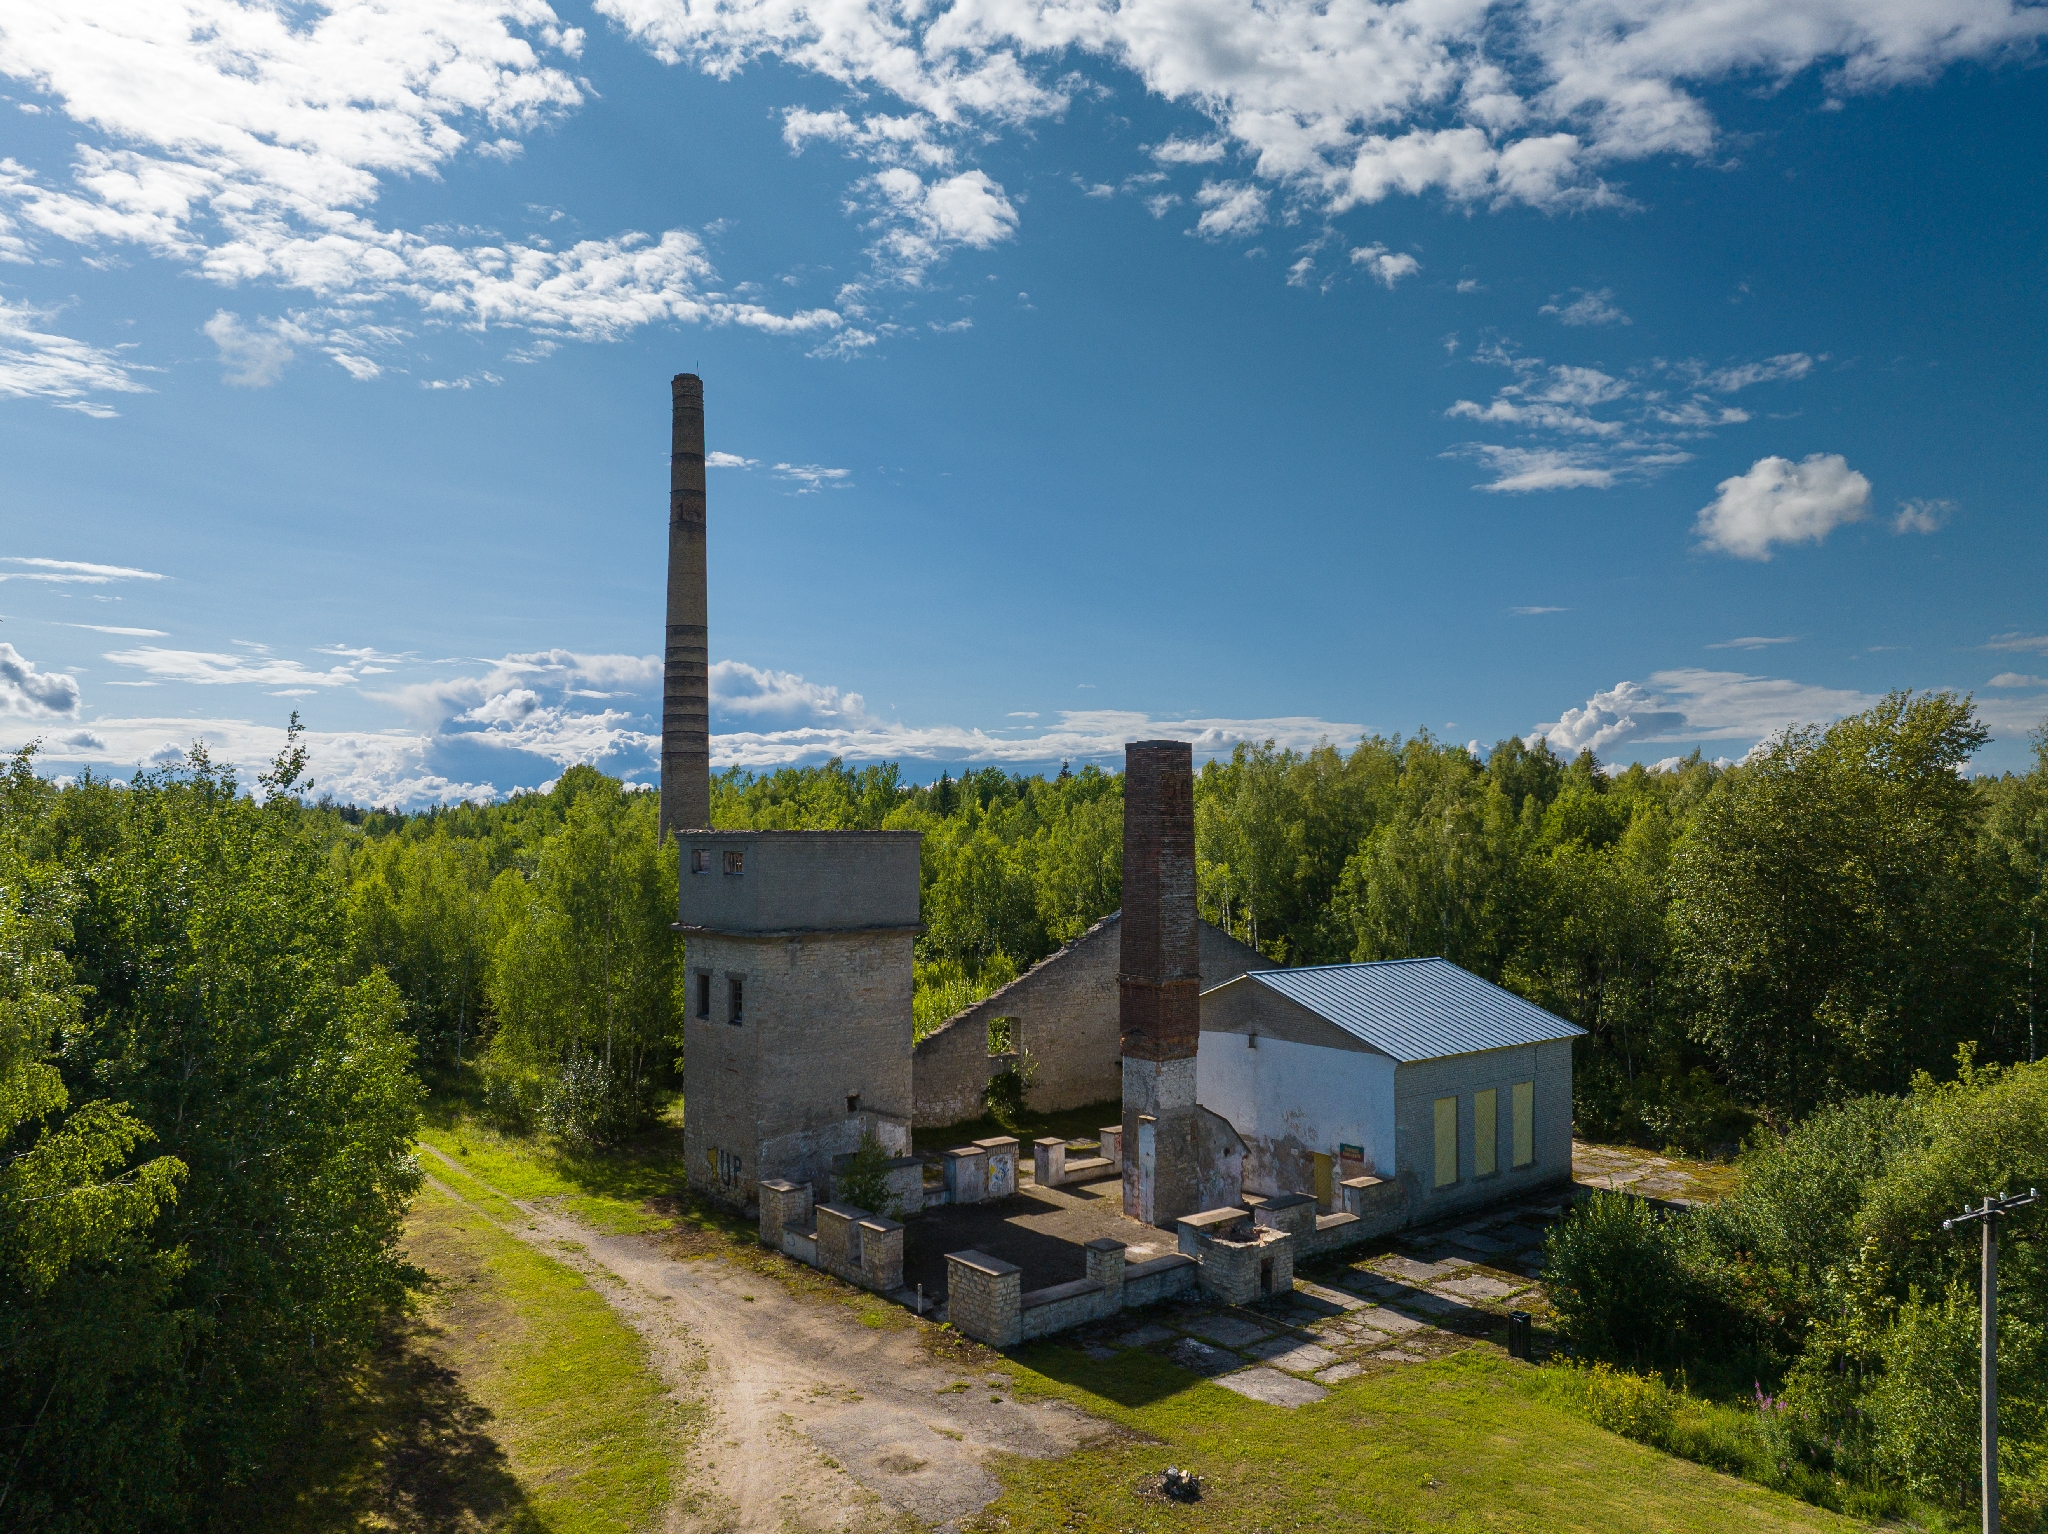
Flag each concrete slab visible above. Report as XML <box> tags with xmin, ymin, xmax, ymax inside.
<box><xmin>1437</xmin><ymin>1273</ymin><xmax>1526</xmax><ymax>1302</ymax></box>
<box><xmin>1365</xmin><ymin>1309</ymin><xmax>1428</xmax><ymax>1334</ymax></box>
<box><xmin>1291</xmin><ymin>1280</ymin><xmax>1367</xmax><ymax>1311</ymax></box>
<box><xmin>1376</xmin><ymin>1255</ymin><xmax>1465</xmax><ymax>1284</ymax></box>
<box><xmin>1116</xmin><ymin>1322</ymin><xmax>1176</xmax><ymax>1347</ymax></box>
<box><xmin>1245</xmin><ymin>1338</ymin><xmax>1340</xmax><ymax>1373</ymax></box>
<box><xmin>1214</xmin><ymin>1367</ymin><xmax>1328</xmax><ymax>1407</ymax></box>
<box><xmin>1187</xmin><ymin>1315</ymin><xmax>1273</xmax><ymax>1348</ymax></box>
<box><xmin>1443</xmin><ymin>1231</ymin><xmax>1511</xmax><ymax>1254</ymax></box>
<box><xmin>1164</xmin><ymin>1337</ymin><xmax>1242</xmax><ymax>1377</ymax></box>
<box><xmin>1315</xmin><ymin>1361</ymin><xmax>1364</xmax><ymax>1383</ymax></box>
<box><xmin>1374</xmin><ymin>1348</ymin><xmax>1426</xmax><ymax>1363</ymax></box>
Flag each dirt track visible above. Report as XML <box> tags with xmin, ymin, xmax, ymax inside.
<box><xmin>420</xmin><ymin>1147</ymin><xmax>1109</xmax><ymax>1533</ymax></box>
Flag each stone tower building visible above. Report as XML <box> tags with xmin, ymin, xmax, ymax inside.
<box><xmin>660</xmin><ymin>373</ymin><xmax>921</xmax><ymax>1209</ymax></box>
<box><xmin>677</xmin><ymin>831</ymin><xmax>920</xmax><ymax>1206</ymax></box>
<box><xmin>1119</xmin><ymin>739</ymin><xmax>1201</xmax><ymax>1228</ymax></box>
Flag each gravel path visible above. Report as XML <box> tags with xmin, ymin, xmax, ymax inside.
<box><xmin>419</xmin><ymin>1146</ymin><xmax>1107</xmax><ymax>1533</ymax></box>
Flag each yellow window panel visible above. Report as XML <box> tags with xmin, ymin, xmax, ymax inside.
<box><xmin>1475</xmin><ymin>1088</ymin><xmax>1498</xmax><ymax>1177</ymax></box>
<box><xmin>1513</xmin><ymin>1080</ymin><xmax>1534</xmax><ymax>1168</ymax></box>
<box><xmin>1433</xmin><ymin>1096</ymin><xmax>1458</xmax><ymax>1187</ymax></box>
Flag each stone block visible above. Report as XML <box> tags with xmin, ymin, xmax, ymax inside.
<box><xmin>1083</xmin><ymin>1237</ymin><xmax>1126</xmax><ymax>1308</ymax></box>
<box><xmin>945</xmin><ymin>1250</ymin><xmax>1022</xmax><ymax>1348</ymax></box>
<box><xmin>758</xmin><ymin>1178</ymin><xmax>812</xmax><ymax>1249</ymax></box>
<box><xmin>1099</xmin><ymin>1125</ymin><xmax>1122</xmax><ymax>1166</ymax></box>
<box><xmin>815</xmin><ymin>1202</ymin><xmax>867</xmax><ymax>1275</ymax></box>
<box><xmin>944</xmin><ymin>1145</ymin><xmax>987</xmax><ymax>1205</ymax></box>
<box><xmin>975</xmin><ymin>1137</ymin><xmax>1019</xmax><ymax>1198</ymax></box>
<box><xmin>1032</xmin><ymin>1137</ymin><xmax>1067</xmax><ymax>1187</ymax></box>
<box><xmin>857</xmin><ymin>1216</ymin><xmax>904</xmax><ymax>1291</ymax></box>
<box><xmin>1253</xmin><ymin>1192</ymin><xmax>1318</xmax><ymax>1244</ymax></box>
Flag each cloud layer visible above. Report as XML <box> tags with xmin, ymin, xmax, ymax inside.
<box><xmin>1532</xmin><ymin>668</ymin><xmax>1879</xmax><ymax>756</ymax></box>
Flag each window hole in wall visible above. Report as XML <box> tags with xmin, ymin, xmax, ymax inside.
<box><xmin>690</xmin><ymin>847</ymin><xmax>710</xmax><ymax>873</ymax></box>
<box><xmin>728</xmin><ymin>975</ymin><xmax>744</xmax><ymax>1025</ymax></box>
<box><xmin>846</xmin><ymin>1093</ymin><xmax>860</xmax><ymax>1114</ymax></box>
<box><xmin>695</xmin><ymin>972</ymin><xmax>711</xmax><ymax>1020</ymax></box>
<box><xmin>987</xmin><ymin>1017</ymin><xmax>1014</xmax><ymax>1055</ymax></box>
<box><xmin>723</xmin><ymin>849</ymin><xmax>744</xmax><ymax>875</ymax></box>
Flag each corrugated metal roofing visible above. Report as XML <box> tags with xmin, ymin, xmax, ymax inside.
<box><xmin>1245</xmin><ymin>957</ymin><xmax>1583</xmax><ymax>1063</ymax></box>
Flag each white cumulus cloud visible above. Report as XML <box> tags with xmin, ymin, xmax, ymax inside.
<box><xmin>1531</xmin><ymin>668</ymin><xmax>1879</xmax><ymax>755</ymax></box>
<box><xmin>1694</xmin><ymin>453</ymin><xmax>1872</xmax><ymax>560</ymax></box>
<box><xmin>0</xmin><ymin>642</ymin><xmax>82</xmax><ymax>718</ymax></box>
<box><xmin>1541</xmin><ymin>287</ymin><xmax>1630</xmax><ymax>326</ymax></box>
<box><xmin>1894</xmin><ymin>497</ymin><xmax>1954</xmax><ymax>535</ymax></box>
<box><xmin>1350</xmin><ymin>243</ymin><xmax>1421</xmax><ymax>287</ymax></box>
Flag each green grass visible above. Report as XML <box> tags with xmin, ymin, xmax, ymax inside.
<box><xmin>417</xmin><ymin>1091</ymin><xmax>688</xmax><ymax>1235</ymax></box>
<box><xmin>912</xmin><ymin>1097</ymin><xmax>1123</xmax><ymax>1156</ymax></box>
<box><xmin>222</xmin><ymin>1181</ymin><xmax>687</xmax><ymax>1532</ymax></box>
<box><xmin>977</xmin><ymin>1344</ymin><xmax>1877</xmax><ymax>1534</ymax></box>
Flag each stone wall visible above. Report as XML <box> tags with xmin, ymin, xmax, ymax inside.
<box><xmin>1392</xmin><ymin>1038</ymin><xmax>1573</xmax><ymax>1224</ymax></box>
<box><xmin>685</xmin><ymin>926</ymin><xmax>916</xmax><ymax>1207</ymax></box>
<box><xmin>910</xmin><ymin>915</ymin><xmax>1272</xmax><ymax>1129</ymax></box>
<box><xmin>944</xmin><ymin>1251</ymin><xmax>1023</xmax><ymax>1348</ymax></box>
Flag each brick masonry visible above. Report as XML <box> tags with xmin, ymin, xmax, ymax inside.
<box><xmin>660</xmin><ymin>372</ymin><xmax>710</xmax><ymax>842</ymax></box>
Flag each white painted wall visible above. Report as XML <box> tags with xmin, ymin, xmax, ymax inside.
<box><xmin>1196</xmin><ymin>1032</ymin><xmax>1397</xmax><ymax>1195</ymax></box>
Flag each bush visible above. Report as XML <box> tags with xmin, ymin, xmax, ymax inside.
<box><xmin>1541</xmin><ymin>1360</ymin><xmax>1680</xmax><ymax>1445</ymax></box>
<box><xmin>982</xmin><ymin>1048</ymin><xmax>1039</xmax><ymax>1130</ymax></box>
<box><xmin>835</xmin><ymin>1131</ymin><xmax>894</xmax><ymax>1214</ymax></box>
<box><xmin>1545</xmin><ymin>1193</ymin><xmax>1692</xmax><ymax>1366</ymax></box>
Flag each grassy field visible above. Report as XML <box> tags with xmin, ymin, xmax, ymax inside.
<box><xmin>982</xmin><ymin>1343</ymin><xmax>1875</xmax><ymax>1534</ymax></box>
<box><xmin>225</xmin><ymin>1179</ymin><xmax>687</xmax><ymax>1532</ymax></box>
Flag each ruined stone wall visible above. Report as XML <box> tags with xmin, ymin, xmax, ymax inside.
<box><xmin>910</xmin><ymin>915</ymin><xmax>1271</xmax><ymax>1129</ymax></box>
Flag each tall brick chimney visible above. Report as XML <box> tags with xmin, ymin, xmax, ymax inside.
<box><xmin>1119</xmin><ymin>739</ymin><xmax>1200</xmax><ymax>1227</ymax></box>
<box><xmin>660</xmin><ymin>373</ymin><xmax>710</xmax><ymax>841</ymax></box>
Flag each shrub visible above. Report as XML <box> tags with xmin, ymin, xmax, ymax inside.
<box><xmin>982</xmin><ymin>1048</ymin><xmax>1039</xmax><ymax>1130</ymax></box>
<box><xmin>835</xmin><ymin>1131</ymin><xmax>894</xmax><ymax>1214</ymax></box>
<box><xmin>1545</xmin><ymin>1193</ymin><xmax>1691</xmax><ymax>1366</ymax></box>
<box><xmin>1542</xmin><ymin>1360</ymin><xmax>1680</xmax><ymax>1445</ymax></box>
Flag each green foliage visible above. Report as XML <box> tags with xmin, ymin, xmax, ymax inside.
<box><xmin>834</xmin><ymin>1130</ymin><xmax>896</xmax><ymax>1214</ymax></box>
<box><xmin>1545</xmin><ymin>1193</ymin><xmax>1696</xmax><ymax>1367</ymax></box>
<box><xmin>912</xmin><ymin>953</ymin><xmax>1017</xmax><ymax>1038</ymax></box>
<box><xmin>479</xmin><ymin>781</ymin><xmax>677</xmax><ymax>1143</ymax></box>
<box><xmin>3</xmin><ymin>730</ymin><xmax>422</xmax><ymax>1527</ymax></box>
<box><xmin>1671</xmin><ymin>691</ymin><xmax>2016</xmax><ymax>1118</ymax></box>
<box><xmin>982</xmin><ymin>1049</ymin><xmax>1040</xmax><ymax>1130</ymax></box>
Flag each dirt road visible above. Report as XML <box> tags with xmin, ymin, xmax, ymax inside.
<box><xmin>419</xmin><ymin>1147</ymin><xmax>1110</xmax><ymax>1533</ymax></box>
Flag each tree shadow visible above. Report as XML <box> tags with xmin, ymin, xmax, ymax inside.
<box><xmin>220</xmin><ymin>1316</ymin><xmax>551</xmax><ymax>1533</ymax></box>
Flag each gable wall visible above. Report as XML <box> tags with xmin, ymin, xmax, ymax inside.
<box><xmin>911</xmin><ymin>917</ymin><xmax>1274</xmax><ymax>1129</ymax></box>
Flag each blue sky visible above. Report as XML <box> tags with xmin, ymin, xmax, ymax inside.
<box><xmin>1</xmin><ymin>0</ymin><xmax>2044</xmax><ymax>805</ymax></box>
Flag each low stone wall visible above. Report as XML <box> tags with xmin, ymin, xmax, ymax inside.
<box><xmin>759</xmin><ymin>1180</ymin><xmax>904</xmax><ymax>1294</ymax></box>
<box><xmin>1123</xmin><ymin>1252</ymin><xmax>1197</xmax><ymax>1306</ymax></box>
<box><xmin>945</xmin><ymin>1250</ymin><xmax>1023</xmax><ymax>1347</ymax></box>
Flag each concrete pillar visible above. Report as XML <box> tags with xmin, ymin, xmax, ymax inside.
<box><xmin>1084</xmin><ymin>1237</ymin><xmax>1126</xmax><ymax>1311</ymax></box>
<box><xmin>943</xmin><ymin>1145</ymin><xmax>987</xmax><ymax>1204</ymax></box>
<box><xmin>757</xmin><ymin>1178</ymin><xmax>812</xmax><ymax>1249</ymax></box>
<box><xmin>661</xmin><ymin>373</ymin><xmax>710</xmax><ymax>842</ymax></box>
<box><xmin>945</xmin><ymin>1250</ymin><xmax>1022</xmax><ymax>1347</ymax></box>
<box><xmin>1119</xmin><ymin>740</ymin><xmax>1200</xmax><ymax>1228</ymax></box>
<box><xmin>1032</xmin><ymin>1137</ymin><xmax>1067</xmax><ymax>1188</ymax></box>
<box><xmin>1099</xmin><ymin>1125</ymin><xmax>1122</xmax><ymax>1167</ymax></box>
<box><xmin>975</xmin><ymin>1137</ymin><xmax>1019</xmax><ymax>1198</ymax></box>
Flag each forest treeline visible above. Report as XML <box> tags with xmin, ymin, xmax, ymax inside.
<box><xmin>4</xmin><ymin>690</ymin><xmax>2046</xmax><ymax>1524</ymax></box>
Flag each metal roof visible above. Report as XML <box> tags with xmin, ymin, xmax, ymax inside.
<box><xmin>1243</xmin><ymin>958</ymin><xmax>1583</xmax><ymax>1063</ymax></box>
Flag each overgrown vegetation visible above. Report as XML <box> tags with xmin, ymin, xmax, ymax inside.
<box><xmin>1546</xmin><ymin>1054</ymin><xmax>2048</xmax><ymax>1525</ymax></box>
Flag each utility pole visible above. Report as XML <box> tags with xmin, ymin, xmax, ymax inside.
<box><xmin>1944</xmin><ymin>1189</ymin><xmax>2041</xmax><ymax>1534</ymax></box>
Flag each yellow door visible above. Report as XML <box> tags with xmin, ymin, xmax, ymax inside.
<box><xmin>1314</xmin><ymin>1152</ymin><xmax>1333</xmax><ymax>1207</ymax></box>
<box><xmin>1433</xmin><ymin>1096</ymin><xmax>1458</xmax><ymax>1187</ymax></box>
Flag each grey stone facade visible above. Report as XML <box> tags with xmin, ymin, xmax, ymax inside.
<box><xmin>910</xmin><ymin>914</ymin><xmax>1272</xmax><ymax>1129</ymax></box>
<box><xmin>680</xmin><ymin>829</ymin><xmax>920</xmax><ymax>1207</ymax></box>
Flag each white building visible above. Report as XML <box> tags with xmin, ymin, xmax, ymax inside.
<box><xmin>1197</xmin><ymin>958</ymin><xmax>1581</xmax><ymax>1223</ymax></box>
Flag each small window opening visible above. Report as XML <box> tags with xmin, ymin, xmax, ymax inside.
<box><xmin>1260</xmin><ymin>1256</ymin><xmax>1275</xmax><ymax>1294</ymax></box>
<box><xmin>695</xmin><ymin>972</ymin><xmax>711</xmax><ymax>1019</ymax></box>
<box><xmin>846</xmin><ymin>1093</ymin><xmax>860</xmax><ymax>1114</ymax></box>
<box><xmin>723</xmin><ymin>849</ymin><xmax>744</xmax><ymax>875</ymax></box>
<box><xmin>1247</xmin><ymin>1031</ymin><xmax>1258</xmax><ymax>1049</ymax></box>
<box><xmin>728</xmin><ymin>975</ymin><xmax>744</xmax><ymax>1025</ymax></box>
<box><xmin>987</xmin><ymin>1017</ymin><xmax>1014</xmax><ymax>1055</ymax></box>
<box><xmin>690</xmin><ymin>847</ymin><xmax>710</xmax><ymax>874</ymax></box>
